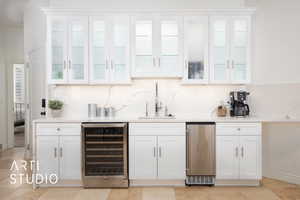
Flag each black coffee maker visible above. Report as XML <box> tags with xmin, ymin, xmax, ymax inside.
<box><xmin>229</xmin><ymin>91</ymin><xmax>250</xmax><ymax>117</ymax></box>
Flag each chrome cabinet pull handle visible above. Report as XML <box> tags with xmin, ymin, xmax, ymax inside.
<box><xmin>159</xmin><ymin>147</ymin><xmax>162</xmax><ymax>158</ymax></box>
<box><xmin>54</xmin><ymin>148</ymin><xmax>57</xmax><ymax>158</ymax></box>
<box><xmin>153</xmin><ymin>57</ymin><xmax>156</xmax><ymax>67</ymax></box>
<box><xmin>227</xmin><ymin>60</ymin><xmax>230</xmax><ymax>69</ymax></box>
<box><xmin>60</xmin><ymin>148</ymin><xmax>63</xmax><ymax>157</ymax></box>
<box><xmin>235</xmin><ymin>147</ymin><xmax>238</xmax><ymax>157</ymax></box>
<box><xmin>106</xmin><ymin>59</ymin><xmax>109</xmax><ymax>70</ymax></box>
<box><xmin>111</xmin><ymin>60</ymin><xmax>114</xmax><ymax>70</ymax></box>
<box><xmin>185</xmin><ymin>60</ymin><xmax>188</xmax><ymax>69</ymax></box>
<box><xmin>63</xmin><ymin>60</ymin><xmax>67</xmax><ymax>69</ymax></box>
<box><xmin>158</xmin><ymin>57</ymin><xmax>161</xmax><ymax>67</ymax></box>
<box><xmin>153</xmin><ymin>147</ymin><xmax>156</xmax><ymax>157</ymax></box>
<box><xmin>241</xmin><ymin>147</ymin><xmax>244</xmax><ymax>158</ymax></box>
<box><xmin>69</xmin><ymin>60</ymin><xmax>71</xmax><ymax>69</ymax></box>
<box><xmin>232</xmin><ymin>60</ymin><xmax>235</xmax><ymax>69</ymax></box>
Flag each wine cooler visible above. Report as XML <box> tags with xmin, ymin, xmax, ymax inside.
<box><xmin>82</xmin><ymin>123</ymin><xmax>128</xmax><ymax>188</ymax></box>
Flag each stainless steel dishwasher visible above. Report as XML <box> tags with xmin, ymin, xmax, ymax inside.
<box><xmin>186</xmin><ymin>122</ymin><xmax>216</xmax><ymax>186</ymax></box>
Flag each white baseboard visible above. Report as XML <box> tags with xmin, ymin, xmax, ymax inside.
<box><xmin>263</xmin><ymin>169</ymin><xmax>300</xmax><ymax>185</ymax></box>
<box><xmin>130</xmin><ymin>179</ymin><xmax>185</xmax><ymax>187</ymax></box>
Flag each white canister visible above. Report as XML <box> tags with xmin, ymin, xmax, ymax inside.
<box><xmin>88</xmin><ymin>104</ymin><xmax>97</xmax><ymax>118</ymax></box>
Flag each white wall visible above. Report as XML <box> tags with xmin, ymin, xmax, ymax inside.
<box><xmin>24</xmin><ymin>0</ymin><xmax>300</xmax><ymax>184</ymax></box>
<box><xmin>0</xmin><ymin>26</ymin><xmax>24</xmax><ymax>149</ymax></box>
<box><xmin>51</xmin><ymin>81</ymin><xmax>243</xmax><ymax>119</ymax></box>
<box><xmin>24</xmin><ymin>0</ymin><xmax>49</xmax><ymax>151</ymax></box>
<box><xmin>250</xmin><ymin>0</ymin><xmax>300</xmax><ymax>84</ymax></box>
<box><xmin>245</xmin><ymin>0</ymin><xmax>300</xmax><ymax>184</ymax></box>
<box><xmin>262</xmin><ymin>123</ymin><xmax>300</xmax><ymax>185</ymax></box>
<box><xmin>49</xmin><ymin>0</ymin><xmax>244</xmax><ymax>9</ymax></box>
<box><xmin>0</xmin><ymin>29</ymin><xmax>7</xmax><ymax>150</ymax></box>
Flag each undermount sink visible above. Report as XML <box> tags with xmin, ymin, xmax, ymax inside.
<box><xmin>138</xmin><ymin>116</ymin><xmax>176</xmax><ymax>120</ymax></box>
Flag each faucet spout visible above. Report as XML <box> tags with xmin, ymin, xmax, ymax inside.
<box><xmin>155</xmin><ymin>82</ymin><xmax>162</xmax><ymax>117</ymax></box>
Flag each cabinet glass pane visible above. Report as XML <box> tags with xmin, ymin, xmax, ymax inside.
<box><xmin>92</xmin><ymin>21</ymin><xmax>106</xmax><ymax>81</ymax></box>
<box><xmin>112</xmin><ymin>20</ymin><xmax>129</xmax><ymax>81</ymax></box>
<box><xmin>214</xmin><ymin>64</ymin><xmax>227</xmax><ymax>81</ymax></box>
<box><xmin>135</xmin><ymin>56</ymin><xmax>153</xmax><ymax>72</ymax></box>
<box><xmin>51</xmin><ymin>20</ymin><xmax>65</xmax><ymax>80</ymax></box>
<box><xmin>135</xmin><ymin>21</ymin><xmax>153</xmax><ymax>70</ymax></box>
<box><xmin>231</xmin><ymin>19</ymin><xmax>248</xmax><ymax>81</ymax></box>
<box><xmin>185</xmin><ymin>17</ymin><xmax>207</xmax><ymax>80</ymax></box>
<box><xmin>161</xmin><ymin>21</ymin><xmax>178</xmax><ymax>72</ymax></box>
<box><xmin>70</xmin><ymin>22</ymin><xmax>85</xmax><ymax>80</ymax></box>
<box><xmin>212</xmin><ymin>19</ymin><xmax>228</xmax><ymax>81</ymax></box>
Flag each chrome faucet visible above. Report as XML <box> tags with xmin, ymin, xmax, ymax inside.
<box><xmin>155</xmin><ymin>82</ymin><xmax>163</xmax><ymax>117</ymax></box>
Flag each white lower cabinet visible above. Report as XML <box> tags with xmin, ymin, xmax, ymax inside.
<box><xmin>36</xmin><ymin>136</ymin><xmax>59</xmax><ymax>177</ymax></box>
<box><xmin>130</xmin><ymin>136</ymin><xmax>157</xmax><ymax>179</ymax></box>
<box><xmin>216</xmin><ymin>123</ymin><xmax>262</xmax><ymax>182</ymax></box>
<box><xmin>216</xmin><ymin>136</ymin><xmax>239</xmax><ymax>179</ymax></box>
<box><xmin>157</xmin><ymin>136</ymin><xmax>186</xmax><ymax>179</ymax></box>
<box><xmin>129</xmin><ymin>123</ymin><xmax>186</xmax><ymax>181</ymax></box>
<box><xmin>59</xmin><ymin>136</ymin><xmax>81</xmax><ymax>180</ymax></box>
<box><xmin>239</xmin><ymin>136</ymin><xmax>261</xmax><ymax>179</ymax></box>
<box><xmin>35</xmin><ymin>123</ymin><xmax>81</xmax><ymax>184</ymax></box>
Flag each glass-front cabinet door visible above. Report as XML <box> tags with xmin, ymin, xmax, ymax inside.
<box><xmin>183</xmin><ymin>16</ymin><xmax>209</xmax><ymax>83</ymax></box>
<box><xmin>230</xmin><ymin>17</ymin><xmax>250</xmax><ymax>83</ymax></box>
<box><xmin>159</xmin><ymin>17</ymin><xmax>182</xmax><ymax>77</ymax></box>
<box><xmin>68</xmin><ymin>17</ymin><xmax>89</xmax><ymax>84</ymax></box>
<box><xmin>90</xmin><ymin>17</ymin><xmax>109</xmax><ymax>83</ymax></box>
<box><xmin>110</xmin><ymin>16</ymin><xmax>130</xmax><ymax>83</ymax></box>
<box><xmin>210</xmin><ymin>17</ymin><xmax>231</xmax><ymax>83</ymax></box>
<box><xmin>49</xmin><ymin>17</ymin><xmax>68</xmax><ymax>84</ymax></box>
<box><xmin>132</xmin><ymin>16</ymin><xmax>155</xmax><ymax>77</ymax></box>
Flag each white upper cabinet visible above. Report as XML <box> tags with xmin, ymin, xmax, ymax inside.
<box><xmin>90</xmin><ymin>18</ymin><xmax>109</xmax><ymax>83</ymax></box>
<box><xmin>90</xmin><ymin>16</ymin><xmax>131</xmax><ymax>84</ymax></box>
<box><xmin>183</xmin><ymin>16</ymin><xmax>209</xmax><ymax>83</ymax></box>
<box><xmin>159</xmin><ymin>17</ymin><xmax>183</xmax><ymax>77</ymax></box>
<box><xmin>46</xmin><ymin>11</ymin><xmax>253</xmax><ymax>85</ymax></box>
<box><xmin>132</xmin><ymin>15</ymin><xmax>183</xmax><ymax>78</ymax></box>
<box><xmin>210</xmin><ymin>16</ymin><xmax>251</xmax><ymax>84</ymax></box>
<box><xmin>48</xmin><ymin>17</ymin><xmax>68</xmax><ymax>84</ymax></box>
<box><xmin>110</xmin><ymin>17</ymin><xmax>131</xmax><ymax>83</ymax></box>
<box><xmin>48</xmin><ymin>16</ymin><xmax>89</xmax><ymax>84</ymax></box>
<box><xmin>68</xmin><ymin>17</ymin><xmax>89</xmax><ymax>84</ymax></box>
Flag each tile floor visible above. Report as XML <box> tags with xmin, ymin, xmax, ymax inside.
<box><xmin>0</xmin><ymin>148</ymin><xmax>299</xmax><ymax>200</ymax></box>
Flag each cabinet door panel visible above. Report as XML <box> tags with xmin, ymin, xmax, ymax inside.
<box><xmin>133</xmin><ymin>18</ymin><xmax>155</xmax><ymax>75</ymax></box>
<box><xmin>216</xmin><ymin>136</ymin><xmax>239</xmax><ymax>179</ymax></box>
<box><xmin>159</xmin><ymin>18</ymin><xmax>182</xmax><ymax>77</ymax></box>
<box><xmin>157</xmin><ymin>136</ymin><xmax>186</xmax><ymax>179</ymax></box>
<box><xmin>68</xmin><ymin>17</ymin><xmax>89</xmax><ymax>83</ymax></box>
<box><xmin>129</xmin><ymin>136</ymin><xmax>157</xmax><ymax>179</ymax></box>
<box><xmin>210</xmin><ymin>17</ymin><xmax>231</xmax><ymax>83</ymax></box>
<box><xmin>239</xmin><ymin>136</ymin><xmax>261</xmax><ymax>180</ymax></box>
<box><xmin>90</xmin><ymin>19</ymin><xmax>109</xmax><ymax>83</ymax></box>
<box><xmin>110</xmin><ymin>16</ymin><xmax>130</xmax><ymax>83</ymax></box>
<box><xmin>36</xmin><ymin>136</ymin><xmax>59</xmax><ymax>178</ymax></box>
<box><xmin>230</xmin><ymin>17</ymin><xmax>250</xmax><ymax>83</ymax></box>
<box><xmin>49</xmin><ymin>17</ymin><xmax>68</xmax><ymax>84</ymax></box>
<box><xmin>183</xmin><ymin>16</ymin><xmax>208</xmax><ymax>83</ymax></box>
<box><xmin>59</xmin><ymin>136</ymin><xmax>81</xmax><ymax>180</ymax></box>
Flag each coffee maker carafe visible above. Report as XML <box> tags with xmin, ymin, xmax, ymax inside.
<box><xmin>229</xmin><ymin>91</ymin><xmax>250</xmax><ymax>117</ymax></box>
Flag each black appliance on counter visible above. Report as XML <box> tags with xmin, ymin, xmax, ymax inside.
<box><xmin>229</xmin><ymin>91</ymin><xmax>250</xmax><ymax>117</ymax></box>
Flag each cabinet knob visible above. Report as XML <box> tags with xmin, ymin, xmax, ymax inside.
<box><xmin>57</xmin><ymin>128</ymin><xmax>60</xmax><ymax>131</ymax></box>
<box><xmin>237</xmin><ymin>128</ymin><xmax>241</xmax><ymax>131</ymax></box>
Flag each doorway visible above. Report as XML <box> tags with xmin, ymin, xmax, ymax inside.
<box><xmin>13</xmin><ymin>64</ymin><xmax>25</xmax><ymax>147</ymax></box>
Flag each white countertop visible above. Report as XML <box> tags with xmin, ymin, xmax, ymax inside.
<box><xmin>32</xmin><ymin>116</ymin><xmax>300</xmax><ymax>123</ymax></box>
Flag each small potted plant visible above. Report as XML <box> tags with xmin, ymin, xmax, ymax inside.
<box><xmin>48</xmin><ymin>100</ymin><xmax>64</xmax><ymax>118</ymax></box>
